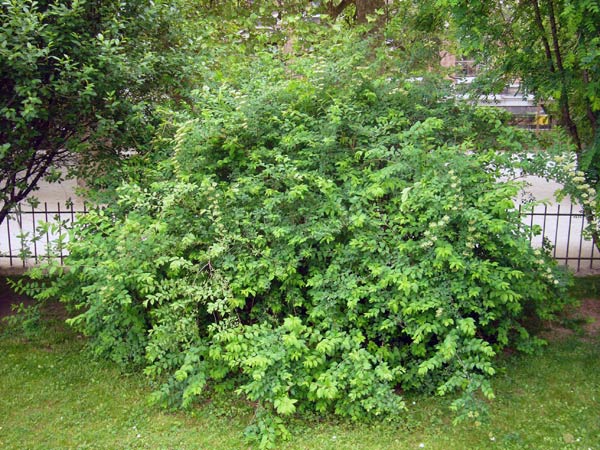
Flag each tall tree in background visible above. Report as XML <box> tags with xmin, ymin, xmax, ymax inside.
<box><xmin>445</xmin><ymin>0</ymin><xmax>600</xmax><ymax>231</ymax></box>
<box><xmin>0</xmin><ymin>0</ymin><xmax>187</xmax><ymax>224</ymax></box>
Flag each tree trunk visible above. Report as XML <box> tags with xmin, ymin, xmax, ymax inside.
<box><xmin>327</xmin><ymin>0</ymin><xmax>384</xmax><ymax>24</ymax></box>
<box><xmin>355</xmin><ymin>0</ymin><xmax>384</xmax><ymax>24</ymax></box>
<box><xmin>0</xmin><ymin>209</ymin><xmax>9</xmax><ymax>227</ymax></box>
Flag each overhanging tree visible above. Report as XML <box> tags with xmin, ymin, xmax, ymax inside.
<box><xmin>0</xmin><ymin>0</ymin><xmax>187</xmax><ymax>224</ymax></box>
<box><xmin>444</xmin><ymin>0</ymin><xmax>600</xmax><ymax>236</ymax></box>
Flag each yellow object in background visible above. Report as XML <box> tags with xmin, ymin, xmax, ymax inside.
<box><xmin>535</xmin><ymin>114</ymin><xmax>549</xmax><ymax>125</ymax></box>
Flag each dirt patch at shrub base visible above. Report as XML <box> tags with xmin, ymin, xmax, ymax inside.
<box><xmin>541</xmin><ymin>298</ymin><xmax>600</xmax><ymax>341</ymax></box>
<box><xmin>0</xmin><ymin>277</ymin><xmax>33</xmax><ymax>318</ymax></box>
<box><xmin>580</xmin><ymin>298</ymin><xmax>600</xmax><ymax>336</ymax></box>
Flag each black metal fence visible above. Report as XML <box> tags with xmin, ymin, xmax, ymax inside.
<box><xmin>0</xmin><ymin>202</ymin><xmax>88</xmax><ymax>269</ymax></box>
<box><xmin>520</xmin><ymin>203</ymin><xmax>600</xmax><ymax>272</ymax></box>
<box><xmin>1</xmin><ymin>201</ymin><xmax>599</xmax><ymax>273</ymax></box>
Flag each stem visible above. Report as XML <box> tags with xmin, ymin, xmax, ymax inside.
<box><xmin>582</xmin><ymin>204</ymin><xmax>600</xmax><ymax>254</ymax></box>
<box><xmin>327</xmin><ymin>0</ymin><xmax>354</xmax><ymax>20</ymax></box>
<box><xmin>582</xmin><ymin>70</ymin><xmax>599</xmax><ymax>134</ymax></box>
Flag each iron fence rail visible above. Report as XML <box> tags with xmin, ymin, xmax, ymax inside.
<box><xmin>1</xmin><ymin>202</ymin><xmax>599</xmax><ymax>272</ymax></box>
<box><xmin>520</xmin><ymin>203</ymin><xmax>600</xmax><ymax>272</ymax></box>
<box><xmin>0</xmin><ymin>202</ymin><xmax>88</xmax><ymax>268</ymax></box>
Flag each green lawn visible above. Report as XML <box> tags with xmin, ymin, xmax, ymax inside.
<box><xmin>1</xmin><ymin>293</ymin><xmax>599</xmax><ymax>449</ymax></box>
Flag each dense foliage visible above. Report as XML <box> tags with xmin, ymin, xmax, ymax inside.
<box><xmin>26</xmin><ymin>44</ymin><xmax>572</xmax><ymax>447</ymax></box>
<box><xmin>444</xmin><ymin>0</ymin><xmax>600</xmax><ymax>242</ymax></box>
<box><xmin>0</xmin><ymin>0</ymin><xmax>190</xmax><ymax>221</ymax></box>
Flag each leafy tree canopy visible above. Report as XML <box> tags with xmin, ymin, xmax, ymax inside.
<box><xmin>441</xmin><ymin>0</ymin><xmax>600</xmax><ymax>240</ymax></box>
<box><xmin>0</xmin><ymin>0</ymin><xmax>191</xmax><ymax>221</ymax></box>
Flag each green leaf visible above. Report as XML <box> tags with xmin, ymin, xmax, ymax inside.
<box><xmin>273</xmin><ymin>396</ymin><xmax>297</xmax><ymax>415</ymax></box>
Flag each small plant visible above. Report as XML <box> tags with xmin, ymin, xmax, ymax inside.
<box><xmin>2</xmin><ymin>302</ymin><xmax>42</xmax><ymax>339</ymax></box>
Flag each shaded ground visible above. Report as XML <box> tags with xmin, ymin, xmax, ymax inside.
<box><xmin>547</xmin><ymin>275</ymin><xmax>600</xmax><ymax>339</ymax></box>
<box><xmin>539</xmin><ymin>297</ymin><xmax>600</xmax><ymax>342</ymax></box>
<box><xmin>0</xmin><ymin>277</ymin><xmax>33</xmax><ymax>318</ymax></box>
<box><xmin>578</xmin><ymin>298</ymin><xmax>600</xmax><ymax>336</ymax></box>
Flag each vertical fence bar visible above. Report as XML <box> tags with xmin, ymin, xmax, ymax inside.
<box><xmin>591</xmin><ymin>235</ymin><xmax>596</xmax><ymax>270</ymax></box>
<box><xmin>21</xmin><ymin>207</ymin><xmax>26</xmax><ymax>268</ymax></box>
<box><xmin>69</xmin><ymin>202</ymin><xmax>75</xmax><ymax>264</ymax></box>
<box><xmin>519</xmin><ymin>204</ymin><xmax>531</xmax><ymax>244</ymax></box>
<box><xmin>44</xmin><ymin>202</ymin><xmax>50</xmax><ymax>261</ymax></box>
<box><xmin>578</xmin><ymin>210</ymin><xmax>585</xmax><ymax>272</ymax></box>
<box><xmin>565</xmin><ymin>204</ymin><xmax>573</xmax><ymax>267</ymax></box>
<box><xmin>57</xmin><ymin>202</ymin><xmax>63</xmax><ymax>265</ymax></box>
<box><xmin>529</xmin><ymin>205</ymin><xmax>535</xmax><ymax>241</ymax></box>
<box><xmin>553</xmin><ymin>204</ymin><xmax>560</xmax><ymax>259</ymax></box>
<box><xmin>541</xmin><ymin>204</ymin><xmax>548</xmax><ymax>243</ymax></box>
<box><xmin>32</xmin><ymin>203</ymin><xmax>38</xmax><ymax>264</ymax></box>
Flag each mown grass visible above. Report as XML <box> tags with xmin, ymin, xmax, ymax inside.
<box><xmin>1</xmin><ymin>282</ymin><xmax>599</xmax><ymax>449</ymax></box>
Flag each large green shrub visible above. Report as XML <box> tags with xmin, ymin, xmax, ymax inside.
<box><xmin>34</xmin><ymin>46</ymin><xmax>570</xmax><ymax>446</ymax></box>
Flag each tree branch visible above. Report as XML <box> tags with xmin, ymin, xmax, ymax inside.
<box><xmin>327</xmin><ymin>0</ymin><xmax>354</xmax><ymax>20</ymax></box>
<box><xmin>547</xmin><ymin>0</ymin><xmax>582</xmax><ymax>151</ymax></box>
<box><xmin>583</xmin><ymin>70</ymin><xmax>599</xmax><ymax>133</ymax></box>
<box><xmin>529</xmin><ymin>0</ymin><xmax>555</xmax><ymax>73</ymax></box>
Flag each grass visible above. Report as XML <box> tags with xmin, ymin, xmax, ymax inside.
<box><xmin>1</xmin><ymin>287</ymin><xmax>599</xmax><ymax>449</ymax></box>
<box><xmin>570</xmin><ymin>274</ymin><xmax>600</xmax><ymax>300</ymax></box>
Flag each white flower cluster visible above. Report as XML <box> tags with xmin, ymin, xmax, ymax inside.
<box><xmin>533</xmin><ymin>249</ymin><xmax>559</xmax><ymax>284</ymax></box>
<box><xmin>446</xmin><ymin>171</ymin><xmax>464</xmax><ymax>212</ymax></box>
<box><xmin>545</xmin><ymin>266</ymin><xmax>560</xmax><ymax>285</ymax></box>
<box><xmin>464</xmin><ymin>220</ymin><xmax>479</xmax><ymax>255</ymax></box>
<box><xmin>552</xmin><ymin>155</ymin><xmax>598</xmax><ymax>234</ymax></box>
<box><xmin>421</xmin><ymin>214</ymin><xmax>452</xmax><ymax>248</ymax></box>
<box><xmin>420</xmin><ymin>230</ymin><xmax>436</xmax><ymax>249</ymax></box>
